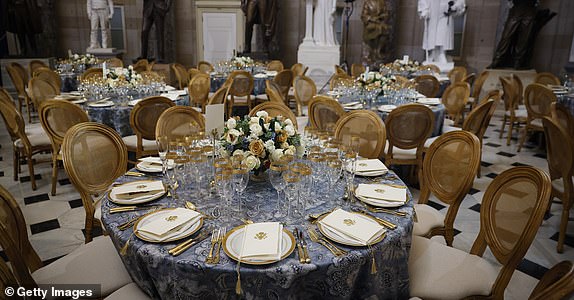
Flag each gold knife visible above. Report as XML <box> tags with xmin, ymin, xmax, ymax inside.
<box><xmin>293</xmin><ymin>228</ymin><xmax>305</xmax><ymax>264</ymax></box>
<box><xmin>298</xmin><ymin>229</ymin><xmax>311</xmax><ymax>264</ymax></box>
<box><xmin>354</xmin><ymin>209</ymin><xmax>397</xmax><ymax>230</ymax></box>
<box><xmin>169</xmin><ymin>230</ymin><xmax>211</xmax><ymax>256</ymax></box>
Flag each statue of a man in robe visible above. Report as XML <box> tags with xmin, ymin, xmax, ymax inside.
<box><xmin>87</xmin><ymin>0</ymin><xmax>114</xmax><ymax>49</ymax></box>
<box><xmin>313</xmin><ymin>0</ymin><xmax>337</xmax><ymax>46</ymax></box>
<box><xmin>241</xmin><ymin>0</ymin><xmax>278</xmax><ymax>53</ymax></box>
<box><xmin>141</xmin><ymin>0</ymin><xmax>173</xmax><ymax>62</ymax></box>
<box><xmin>418</xmin><ymin>0</ymin><xmax>465</xmax><ymax>64</ymax></box>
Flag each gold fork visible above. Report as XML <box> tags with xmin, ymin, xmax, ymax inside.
<box><xmin>213</xmin><ymin>227</ymin><xmax>226</xmax><ymax>264</ymax></box>
<box><xmin>205</xmin><ymin>228</ymin><xmax>220</xmax><ymax>264</ymax></box>
<box><xmin>307</xmin><ymin>228</ymin><xmax>347</xmax><ymax>257</ymax></box>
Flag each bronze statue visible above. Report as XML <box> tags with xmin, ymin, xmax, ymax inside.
<box><xmin>6</xmin><ymin>0</ymin><xmax>42</xmax><ymax>56</ymax></box>
<box><xmin>489</xmin><ymin>0</ymin><xmax>556</xmax><ymax>70</ymax></box>
<box><xmin>241</xmin><ymin>0</ymin><xmax>277</xmax><ymax>53</ymax></box>
<box><xmin>141</xmin><ymin>0</ymin><xmax>172</xmax><ymax>62</ymax></box>
<box><xmin>361</xmin><ymin>0</ymin><xmax>395</xmax><ymax>66</ymax></box>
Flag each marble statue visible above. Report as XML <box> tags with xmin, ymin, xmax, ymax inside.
<box><xmin>418</xmin><ymin>0</ymin><xmax>465</xmax><ymax>65</ymax></box>
<box><xmin>488</xmin><ymin>0</ymin><xmax>556</xmax><ymax>70</ymax></box>
<box><xmin>361</xmin><ymin>0</ymin><xmax>395</xmax><ymax>65</ymax></box>
<box><xmin>141</xmin><ymin>0</ymin><xmax>173</xmax><ymax>62</ymax></box>
<box><xmin>241</xmin><ymin>0</ymin><xmax>278</xmax><ymax>53</ymax></box>
<box><xmin>313</xmin><ymin>0</ymin><xmax>337</xmax><ymax>46</ymax></box>
<box><xmin>87</xmin><ymin>0</ymin><xmax>114</xmax><ymax>49</ymax></box>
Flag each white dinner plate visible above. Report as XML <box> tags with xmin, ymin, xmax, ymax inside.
<box><xmin>253</xmin><ymin>73</ymin><xmax>267</xmax><ymax>79</ymax></box>
<box><xmin>54</xmin><ymin>94</ymin><xmax>82</xmax><ymax>100</ymax></box>
<box><xmin>223</xmin><ymin>225</ymin><xmax>295</xmax><ymax>265</ymax></box>
<box><xmin>316</xmin><ymin>212</ymin><xmax>386</xmax><ymax>246</ymax></box>
<box><xmin>355</xmin><ymin>170</ymin><xmax>388</xmax><ymax>177</ymax></box>
<box><xmin>71</xmin><ymin>99</ymin><xmax>87</xmax><ymax>105</ymax></box>
<box><xmin>378</xmin><ymin>105</ymin><xmax>397</xmax><ymax>112</ymax></box>
<box><xmin>88</xmin><ymin>100</ymin><xmax>114</xmax><ymax>107</ymax></box>
<box><xmin>417</xmin><ymin>98</ymin><xmax>441</xmax><ymax>105</ymax></box>
<box><xmin>135</xmin><ymin>160</ymin><xmax>174</xmax><ymax>173</ymax></box>
<box><xmin>108</xmin><ymin>180</ymin><xmax>166</xmax><ymax>205</ymax></box>
<box><xmin>134</xmin><ymin>209</ymin><xmax>203</xmax><ymax>243</ymax></box>
<box><xmin>264</xmin><ymin>71</ymin><xmax>278</xmax><ymax>77</ymax></box>
<box><xmin>355</xmin><ymin>194</ymin><xmax>406</xmax><ymax>208</ymax></box>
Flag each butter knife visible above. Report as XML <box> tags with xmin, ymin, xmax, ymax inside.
<box><xmin>298</xmin><ymin>229</ymin><xmax>311</xmax><ymax>264</ymax></box>
<box><xmin>168</xmin><ymin>229</ymin><xmax>212</xmax><ymax>256</ymax></box>
<box><xmin>353</xmin><ymin>208</ymin><xmax>397</xmax><ymax>230</ymax></box>
<box><xmin>293</xmin><ymin>228</ymin><xmax>305</xmax><ymax>264</ymax></box>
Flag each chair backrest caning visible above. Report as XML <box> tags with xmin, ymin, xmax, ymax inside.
<box><xmin>28</xmin><ymin>77</ymin><xmax>59</xmax><ymax>110</ymax></box>
<box><xmin>39</xmin><ymin>100</ymin><xmax>89</xmax><ymax>153</ymax></box>
<box><xmin>523</xmin><ymin>83</ymin><xmax>556</xmax><ymax>121</ymax></box>
<box><xmin>33</xmin><ymin>67</ymin><xmax>62</xmax><ymax>91</ymax></box>
<box><xmin>448</xmin><ymin>66</ymin><xmax>467</xmax><ymax>83</ymax></box>
<box><xmin>171</xmin><ymin>63</ymin><xmax>190</xmax><ymax>90</ymax></box>
<box><xmin>542</xmin><ymin>116</ymin><xmax>574</xmax><ymax>183</ymax></box>
<box><xmin>130</xmin><ymin>96</ymin><xmax>175</xmax><ymax>141</ymax></box>
<box><xmin>188</xmin><ymin>73</ymin><xmax>211</xmax><ymax>111</ymax></box>
<box><xmin>351</xmin><ymin>64</ymin><xmax>366</xmax><ymax>78</ymax></box>
<box><xmin>293</xmin><ymin>75</ymin><xmax>316</xmax><ymax>115</ymax></box>
<box><xmin>80</xmin><ymin>67</ymin><xmax>104</xmax><ymax>81</ymax></box>
<box><xmin>334</xmin><ymin>110</ymin><xmax>386</xmax><ymax>159</ymax></box>
<box><xmin>308</xmin><ymin>95</ymin><xmax>346</xmax><ymax>131</ymax></box>
<box><xmin>265</xmin><ymin>80</ymin><xmax>285</xmax><ymax>103</ymax></box>
<box><xmin>463</xmin><ymin>99</ymin><xmax>496</xmax><ymax>141</ymax></box>
<box><xmin>28</xmin><ymin>60</ymin><xmax>48</xmax><ymax>77</ymax></box>
<box><xmin>472</xmin><ymin>70</ymin><xmax>490</xmax><ymax>99</ymax></box>
<box><xmin>273</xmin><ymin>69</ymin><xmax>294</xmax><ymax>100</ymax></box>
<box><xmin>442</xmin><ymin>82</ymin><xmax>470</xmax><ymax>125</ymax></box>
<box><xmin>385</xmin><ymin>103</ymin><xmax>434</xmax><ymax>151</ymax></box>
<box><xmin>414</xmin><ymin>75</ymin><xmax>440</xmax><ymax>98</ymax></box>
<box><xmin>534</xmin><ymin>72</ymin><xmax>561</xmax><ymax>86</ymax></box>
<box><xmin>291</xmin><ymin>63</ymin><xmax>305</xmax><ymax>76</ymax></box>
<box><xmin>156</xmin><ymin>106</ymin><xmax>206</xmax><ymax>141</ymax></box>
<box><xmin>105</xmin><ymin>57</ymin><xmax>123</xmax><ymax>68</ymax></box>
<box><xmin>197</xmin><ymin>61</ymin><xmax>215</xmax><ymax>74</ymax></box>
<box><xmin>266</xmin><ymin>60</ymin><xmax>284</xmax><ymax>72</ymax></box>
<box><xmin>228</xmin><ymin>70</ymin><xmax>254</xmax><ymax>97</ymax></box>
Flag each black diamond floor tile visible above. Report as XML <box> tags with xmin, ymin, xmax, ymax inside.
<box><xmin>468</xmin><ymin>188</ymin><xmax>480</xmax><ymax>195</ymax></box>
<box><xmin>58</xmin><ymin>178</ymin><xmax>71</xmax><ymax>186</ymax></box>
<box><xmin>517</xmin><ymin>258</ymin><xmax>549</xmax><ymax>280</ymax></box>
<box><xmin>484</xmin><ymin>142</ymin><xmax>501</xmax><ymax>148</ymax></box>
<box><xmin>534</xmin><ymin>153</ymin><xmax>547</xmax><ymax>159</ymax></box>
<box><xmin>511</xmin><ymin>162</ymin><xmax>531</xmax><ymax>167</ymax></box>
<box><xmin>19</xmin><ymin>174</ymin><xmax>42</xmax><ymax>183</ymax></box>
<box><xmin>550</xmin><ymin>232</ymin><xmax>574</xmax><ymax>249</ymax></box>
<box><xmin>68</xmin><ymin>199</ymin><xmax>83</xmax><ymax>209</ymax></box>
<box><xmin>24</xmin><ymin>193</ymin><xmax>50</xmax><ymax>205</ymax></box>
<box><xmin>485</xmin><ymin>173</ymin><xmax>498</xmax><ymax>179</ymax></box>
<box><xmin>30</xmin><ymin>219</ymin><xmax>60</xmax><ymax>235</ymax></box>
<box><xmin>426</xmin><ymin>200</ymin><xmax>445</xmax><ymax>211</ymax></box>
<box><xmin>480</xmin><ymin>161</ymin><xmax>493</xmax><ymax>167</ymax></box>
<box><xmin>81</xmin><ymin>226</ymin><xmax>103</xmax><ymax>240</ymax></box>
<box><xmin>468</xmin><ymin>203</ymin><xmax>481</xmax><ymax>213</ymax></box>
<box><xmin>42</xmin><ymin>255</ymin><xmax>65</xmax><ymax>266</ymax></box>
<box><xmin>452</xmin><ymin>228</ymin><xmax>461</xmax><ymax>237</ymax></box>
<box><xmin>496</xmin><ymin>151</ymin><xmax>516</xmax><ymax>158</ymax></box>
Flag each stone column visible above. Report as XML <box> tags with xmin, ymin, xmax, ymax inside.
<box><xmin>302</xmin><ymin>0</ymin><xmax>314</xmax><ymax>45</ymax></box>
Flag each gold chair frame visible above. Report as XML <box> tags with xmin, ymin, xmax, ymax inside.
<box><xmin>265</xmin><ymin>80</ymin><xmax>285</xmax><ymax>103</ymax></box>
<box><xmin>105</xmin><ymin>57</ymin><xmax>124</xmax><ymax>68</ymax></box>
<box><xmin>529</xmin><ymin>260</ymin><xmax>574</xmax><ymax>300</ymax></box>
<box><xmin>499</xmin><ymin>76</ymin><xmax>527</xmax><ymax>146</ymax></box>
<box><xmin>227</xmin><ymin>70</ymin><xmax>254</xmax><ymax>117</ymax></box>
<box><xmin>6</xmin><ymin>63</ymin><xmax>32</xmax><ymax>122</ymax></box>
<box><xmin>197</xmin><ymin>61</ymin><xmax>215</xmax><ymax>74</ymax></box>
<box><xmin>171</xmin><ymin>63</ymin><xmax>190</xmax><ymax>90</ymax></box>
<box><xmin>188</xmin><ymin>73</ymin><xmax>211</xmax><ymax>112</ymax></box>
<box><xmin>266</xmin><ymin>60</ymin><xmax>284</xmax><ymax>72</ymax></box>
<box><xmin>447</xmin><ymin>66</ymin><xmax>467</xmax><ymax>83</ymax></box>
<box><xmin>80</xmin><ymin>67</ymin><xmax>104</xmax><ymax>81</ymax></box>
<box><xmin>249</xmin><ymin>102</ymin><xmax>298</xmax><ymax>129</ymax></box>
<box><xmin>535</xmin><ymin>72</ymin><xmax>561</xmax><ymax>86</ymax></box>
<box><xmin>293</xmin><ymin>75</ymin><xmax>316</xmax><ymax>116</ymax></box>
<box><xmin>442</xmin><ymin>82</ymin><xmax>470</xmax><ymax>126</ymax></box>
<box><xmin>33</xmin><ymin>67</ymin><xmax>62</xmax><ymax>92</ymax></box>
<box><xmin>28</xmin><ymin>60</ymin><xmax>48</xmax><ymax>77</ymax></box>
<box><xmin>334</xmin><ymin>110</ymin><xmax>386</xmax><ymax>159</ymax></box>
<box><xmin>414</xmin><ymin>74</ymin><xmax>440</xmax><ymax>98</ymax></box>
<box><xmin>351</xmin><ymin>64</ymin><xmax>366</xmax><ymax>78</ymax></box>
<box><xmin>308</xmin><ymin>95</ymin><xmax>346</xmax><ymax>132</ymax></box>
<box><xmin>156</xmin><ymin>106</ymin><xmax>206</xmax><ymax>141</ymax></box>
<box><xmin>517</xmin><ymin>83</ymin><xmax>556</xmax><ymax>152</ymax></box>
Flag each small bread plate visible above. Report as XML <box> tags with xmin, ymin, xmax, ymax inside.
<box><xmin>135</xmin><ymin>158</ymin><xmax>174</xmax><ymax>173</ymax></box>
<box><xmin>378</xmin><ymin>105</ymin><xmax>397</xmax><ymax>112</ymax></box>
<box><xmin>316</xmin><ymin>212</ymin><xmax>386</xmax><ymax>246</ymax></box>
<box><xmin>88</xmin><ymin>100</ymin><xmax>114</xmax><ymax>107</ymax></box>
<box><xmin>223</xmin><ymin>225</ymin><xmax>296</xmax><ymax>265</ymax></box>
<box><xmin>133</xmin><ymin>208</ymin><xmax>203</xmax><ymax>243</ymax></box>
<box><xmin>108</xmin><ymin>180</ymin><xmax>166</xmax><ymax>205</ymax></box>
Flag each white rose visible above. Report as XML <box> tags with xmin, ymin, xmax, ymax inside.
<box><xmin>256</xmin><ymin>111</ymin><xmax>268</xmax><ymax>119</ymax></box>
<box><xmin>284</xmin><ymin>118</ymin><xmax>293</xmax><ymax>126</ymax></box>
<box><xmin>128</xmin><ymin>65</ymin><xmax>134</xmax><ymax>70</ymax></box>
<box><xmin>249</xmin><ymin>117</ymin><xmax>259</xmax><ymax>124</ymax></box>
<box><xmin>225</xmin><ymin>129</ymin><xmax>241</xmax><ymax>145</ymax></box>
<box><xmin>285</xmin><ymin>125</ymin><xmax>295</xmax><ymax>136</ymax></box>
<box><xmin>226</xmin><ymin>118</ymin><xmax>236</xmax><ymax>129</ymax></box>
<box><xmin>264</xmin><ymin>140</ymin><xmax>275</xmax><ymax>151</ymax></box>
<box><xmin>281</xmin><ymin>142</ymin><xmax>289</xmax><ymax>149</ymax></box>
<box><xmin>284</xmin><ymin>148</ymin><xmax>294</xmax><ymax>156</ymax></box>
<box><xmin>73</xmin><ymin>54</ymin><xmax>79</xmax><ymax>59</ymax></box>
<box><xmin>233</xmin><ymin>149</ymin><xmax>244</xmax><ymax>157</ymax></box>
<box><xmin>243</xmin><ymin>155</ymin><xmax>260</xmax><ymax>170</ymax></box>
<box><xmin>274</xmin><ymin>122</ymin><xmax>282</xmax><ymax>132</ymax></box>
<box><xmin>271</xmin><ymin>149</ymin><xmax>284</xmax><ymax>161</ymax></box>
<box><xmin>249</xmin><ymin>123</ymin><xmax>263</xmax><ymax>136</ymax></box>
<box><xmin>296</xmin><ymin>145</ymin><xmax>305</xmax><ymax>156</ymax></box>
<box><xmin>218</xmin><ymin>147</ymin><xmax>229</xmax><ymax>158</ymax></box>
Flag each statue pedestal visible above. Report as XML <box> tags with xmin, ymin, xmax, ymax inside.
<box><xmin>86</xmin><ymin>48</ymin><xmax>123</xmax><ymax>60</ymax></box>
<box><xmin>423</xmin><ymin>59</ymin><xmax>454</xmax><ymax>74</ymax></box>
<box><xmin>298</xmin><ymin>43</ymin><xmax>340</xmax><ymax>92</ymax></box>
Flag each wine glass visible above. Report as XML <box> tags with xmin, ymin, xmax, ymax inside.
<box><xmin>156</xmin><ymin>136</ymin><xmax>169</xmax><ymax>178</ymax></box>
<box><xmin>269</xmin><ymin>161</ymin><xmax>288</xmax><ymax>217</ymax></box>
<box><xmin>232</xmin><ymin>164</ymin><xmax>250</xmax><ymax>218</ymax></box>
<box><xmin>282</xmin><ymin>171</ymin><xmax>301</xmax><ymax>224</ymax></box>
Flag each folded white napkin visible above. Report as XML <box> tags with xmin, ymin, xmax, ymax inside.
<box><xmin>139</xmin><ymin>157</ymin><xmax>174</xmax><ymax>167</ymax></box>
<box><xmin>265</xmin><ymin>71</ymin><xmax>278</xmax><ymax>77</ymax></box>
<box><xmin>343</xmin><ymin>101</ymin><xmax>360</xmax><ymax>107</ymax></box>
<box><xmin>417</xmin><ymin>98</ymin><xmax>441</xmax><ymax>105</ymax></box>
<box><xmin>354</xmin><ymin>159</ymin><xmax>388</xmax><ymax>173</ymax></box>
<box><xmin>355</xmin><ymin>183</ymin><xmax>407</xmax><ymax>203</ymax></box>
<box><xmin>137</xmin><ymin>208</ymin><xmax>201</xmax><ymax>239</ymax></box>
<box><xmin>163</xmin><ymin>85</ymin><xmax>176</xmax><ymax>91</ymax></box>
<box><xmin>160</xmin><ymin>93</ymin><xmax>180</xmax><ymax>101</ymax></box>
<box><xmin>113</xmin><ymin>181</ymin><xmax>165</xmax><ymax>200</ymax></box>
<box><xmin>240</xmin><ymin>222</ymin><xmax>283</xmax><ymax>260</ymax></box>
<box><xmin>378</xmin><ymin>105</ymin><xmax>397</xmax><ymax>112</ymax></box>
<box><xmin>253</xmin><ymin>73</ymin><xmax>267</xmax><ymax>79</ymax></box>
<box><xmin>319</xmin><ymin>208</ymin><xmax>385</xmax><ymax>245</ymax></box>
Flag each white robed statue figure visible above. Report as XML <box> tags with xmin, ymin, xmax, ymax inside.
<box><xmin>87</xmin><ymin>0</ymin><xmax>114</xmax><ymax>49</ymax></box>
<box><xmin>313</xmin><ymin>0</ymin><xmax>338</xmax><ymax>46</ymax></box>
<box><xmin>418</xmin><ymin>0</ymin><xmax>465</xmax><ymax>66</ymax></box>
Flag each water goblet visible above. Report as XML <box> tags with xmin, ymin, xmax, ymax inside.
<box><xmin>269</xmin><ymin>161</ymin><xmax>288</xmax><ymax>217</ymax></box>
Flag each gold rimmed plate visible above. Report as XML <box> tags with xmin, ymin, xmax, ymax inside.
<box><xmin>222</xmin><ymin>225</ymin><xmax>296</xmax><ymax>265</ymax></box>
<box><xmin>108</xmin><ymin>180</ymin><xmax>166</xmax><ymax>205</ymax></box>
<box><xmin>133</xmin><ymin>208</ymin><xmax>203</xmax><ymax>243</ymax></box>
<box><xmin>316</xmin><ymin>212</ymin><xmax>386</xmax><ymax>247</ymax></box>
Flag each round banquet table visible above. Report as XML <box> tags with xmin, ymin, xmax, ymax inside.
<box><xmin>210</xmin><ymin>74</ymin><xmax>268</xmax><ymax>95</ymax></box>
<box><xmin>557</xmin><ymin>94</ymin><xmax>574</xmax><ymax>117</ymax></box>
<box><xmin>86</xmin><ymin>96</ymin><xmax>190</xmax><ymax>137</ymax></box>
<box><xmin>101</xmin><ymin>170</ymin><xmax>414</xmax><ymax>299</ymax></box>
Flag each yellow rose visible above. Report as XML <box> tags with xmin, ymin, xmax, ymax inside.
<box><xmin>276</xmin><ymin>130</ymin><xmax>287</xmax><ymax>143</ymax></box>
<box><xmin>249</xmin><ymin>139</ymin><xmax>266</xmax><ymax>158</ymax></box>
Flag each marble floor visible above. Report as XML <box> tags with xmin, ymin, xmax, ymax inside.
<box><xmin>0</xmin><ymin>109</ymin><xmax>572</xmax><ymax>299</ymax></box>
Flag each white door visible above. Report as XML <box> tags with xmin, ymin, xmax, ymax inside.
<box><xmin>202</xmin><ymin>12</ymin><xmax>237</xmax><ymax>62</ymax></box>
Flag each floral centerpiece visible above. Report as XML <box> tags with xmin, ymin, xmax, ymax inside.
<box><xmin>231</xmin><ymin>56</ymin><xmax>254</xmax><ymax>69</ymax></box>
<box><xmin>357</xmin><ymin>72</ymin><xmax>397</xmax><ymax>91</ymax></box>
<box><xmin>68</xmin><ymin>53</ymin><xmax>99</xmax><ymax>65</ymax></box>
<box><xmin>220</xmin><ymin>111</ymin><xmax>303</xmax><ymax>175</ymax></box>
<box><xmin>105</xmin><ymin>66</ymin><xmax>143</xmax><ymax>88</ymax></box>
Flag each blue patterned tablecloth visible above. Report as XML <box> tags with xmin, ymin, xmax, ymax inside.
<box><xmin>101</xmin><ymin>171</ymin><xmax>414</xmax><ymax>299</ymax></box>
<box><xmin>211</xmin><ymin>76</ymin><xmax>267</xmax><ymax>95</ymax></box>
<box><xmin>557</xmin><ymin>94</ymin><xmax>574</xmax><ymax>117</ymax></box>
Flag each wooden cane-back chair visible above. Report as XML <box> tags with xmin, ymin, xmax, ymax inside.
<box><xmin>334</xmin><ymin>110</ymin><xmax>386</xmax><ymax>159</ymax></box>
<box><xmin>529</xmin><ymin>260</ymin><xmax>574</xmax><ymax>300</ymax></box>
<box><xmin>517</xmin><ymin>83</ymin><xmax>556</xmax><ymax>152</ymax></box>
<box><xmin>308</xmin><ymin>95</ymin><xmax>346</xmax><ymax>132</ymax></box>
<box><xmin>542</xmin><ymin>116</ymin><xmax>574</xmax><ymax>254</ymax></box>
<box><xmin>551</xmin><ymin>102</ymin><xmax>574</xmax><ymax>148</ymax></box>
<box><xmin>421</xmin><ymin>64</ymin><xmax>440</xmax><ymax>74</ymax></box>
<box><xmin>62</xmin><ymin>122</ymin><xmax>127</xmax><ymax>243</ymax></box>
<box><xmin>394</xmin><ymin>75</ymin><xmax>410</xmax><ymax>88</ymax></box>
<box><xmin>0</xmin><ymin>255</ymin><xmax>18</xmax><ymax>296</ymax></box>
<box><xmin>499</xmin><ymin>76</ymin><xmax>527</xmax><ymax>146</ymax></box>
<box><xmin>207</xmin><ymin>84</ymin><xmax>232</xmax><ymax>119</ymax></box>
<box><xmin>414</xmin><ymin>75</ymin><xmax>440</xmax><ymax>98</ymax></box>
<box><xmin>329</xmin><ymin>73</ymin><xmax>353</xmax><ymax>91</ymax></box>
<box><xmin>105</xmin><ymin>57</ymin><xmax>123</xmax><ymax>68</ymax></box>
<box><xmin>156</xmin><ymin>106</ymin><xmax>206</xmax><ymax>141</ymax></box>
<box><xmin>470</xmin><ymin>70</ymin><xmax>490</xmax><ymax>106</ymax></box>
<box><xmin>188</xmin><ymin>73</ymin><xmax>211</xmax><ymax>112</ymax></box>
<box><xmin>415</xmin><ymin>131</ymin><xmax>480</xmax><ymax>245</ymax></box>
<box><xmin>171</xmin><ymin>63</ymin><xmax>190</xmax><ymax>90</ymax></box>
<box><xmin>334</xmin><ymin>65</ymin><xmax>347</xmax><ymax>75</ymax></box>
<box><xmin>81</xmin><ymin>67</ymin><xmax>104</xmax><ymax>81</ymax></box>
<box><xmin>293</xmin><ymin>75</ymin><xmax>316</xmax><ymax>116</ymax></box>
<box><xmin>442</xmin><ymin>82</ymin><xmax>470</xmax><ymax>126</ymax></box>
<box><xmin>197</xmin><ymin>61</ymin><xmax>215</xmax><ymax>74</ymax></box>
<box><xmin>291</xmin><ymin>63</ymin><xmax>306</xmax><ymax>76</ymax></box>
<box><xmin>0</xmin><ymin>96</ymin><xmax>51</xmax><ymax>190</ymax></box>
<box><xmin>535</xmin><ymin>72</ymin><xmax>561</xmax><ymax>86</ymax></box>
<box><xmin>351</xmin><ymin>64</ymin><xmax>366</xmax><ymax>78</ymax></box>
<box><xmin>409</xmin><ymin>166</ymin><xmax>552</xmax><ymax>299</ymax></box>
<box><xmin>28</xmin><ymin>60</ymin><xmax>48</xmax><ymax>77</ymax></box>
<box><xmin>39</xmin><ymin>100</ymin><xmax>89</xmax><ymax>196</ymax></box>
<box><xmin>447</xmin><ymin>66</ymin><xmax>467</xmax><ymax>83</ymax></box>
<box><xmin>123</xmin><ymin>96</ymin><xmax>175</xmax><ymax>162</ymax></box>
<box><xmin>511</xmin><ymin>74</ymin><xmax>524</xmax><ymax>105</ymax></box>
<box><xmin>188</xmin><ymin>68</ymin><xmax>202</xmax><ymax>81</ymax></box>
<box><xmin>265</xmin><ymin>80</ymin><xmax>285</xmax><ymax>103</ymax></box>
<box><xmin>462</xmin><ymin>99</ymin><xmax>497</xmax><ymax>178</ymax></box>
<box><xmin>474</xmin><ymin>89</ymin><xmax>501</xmax><ymax>108</ymax></box>
<box><xmin>463</xmin><ymin>73</ymin><xmax>475</xmax><ymax>86</ymax></box>
<box><xmin>133</xmin><ymin>59</ymin><xmax>149</xmax><ymax>73</ymax></box>
<box><xmin>266</xmin><ymin>60</ymin><xmax>284</xmax><ymax>72</ymax></box>
<box><xmin>227</xmin><ymin>70</ymin><xmax>254</xmax><ymax>117</ymax></box>
<box><xmin>28</xmin><ymin>77</ymin><xmax>59</xmax><ymax>113</ymax></box>
<box><xmin>249</xmin><ymin>102</ymin><xmax>298</xmax><ymax>129</ymax></box>
<box><xmin>273</xmin><ymin>69</ymin><xmax>294</xmax><ymax>104</ymax></box>
<box><xmin>384</xmin><ymin>104</ymin><xmax>434</xmax><ymax>182</ymax></box>
<box><xmin>6</xmin><ymin>64</ymin><xmax>32</xmax><ymax>122</ymax></box>
<box><xmin>33</xmin><ymin>67</ymin><xmax>62</xmax><ymax>91</ymax></box>
<box><xmin>0</xmin><ymin>185</ymin><xmax>132</xmax><ymax>296</ymax></box>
